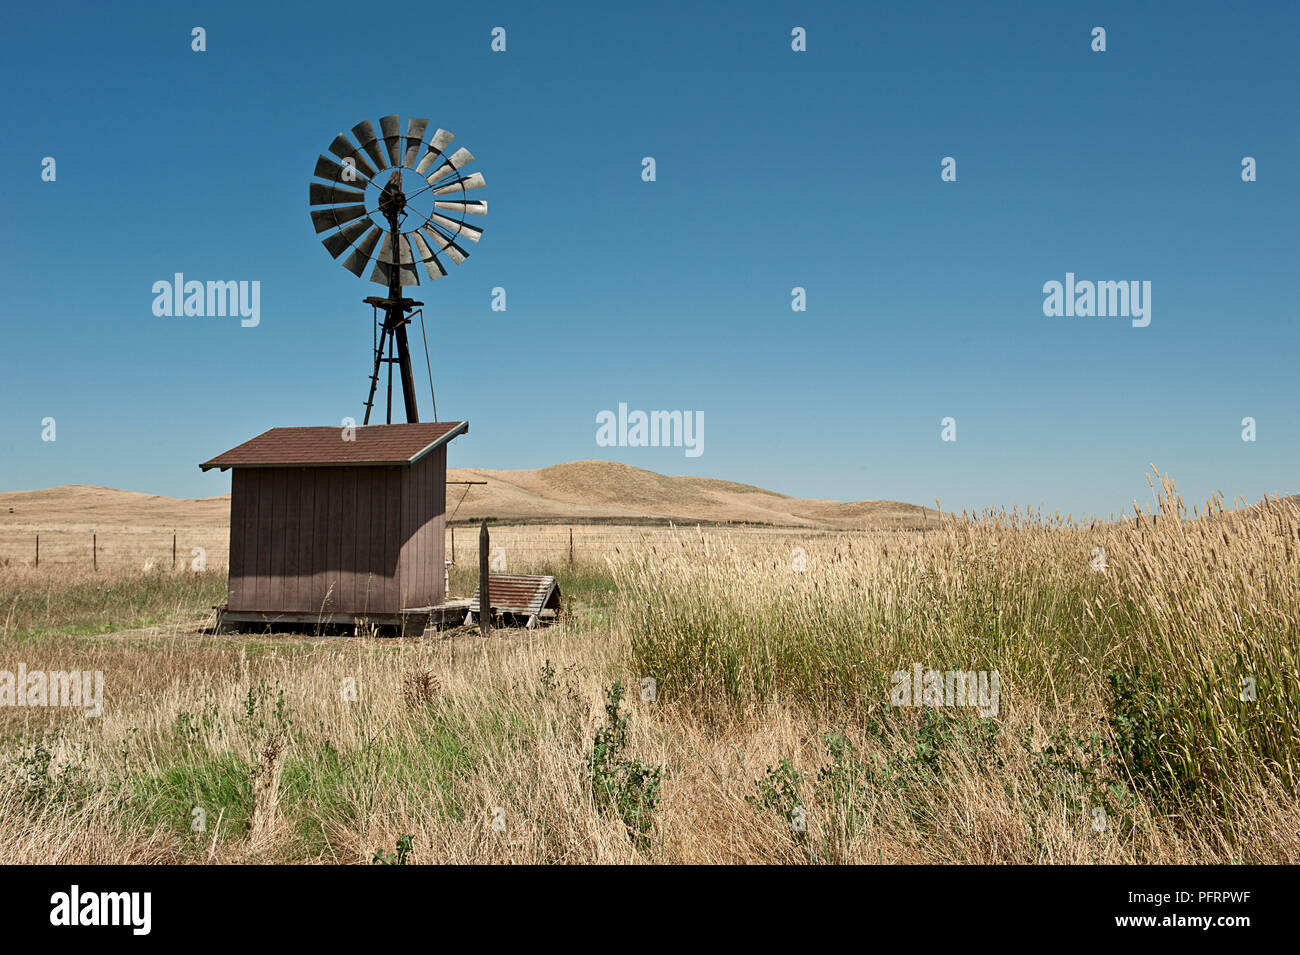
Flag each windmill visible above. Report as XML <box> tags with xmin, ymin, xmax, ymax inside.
<box><xmin>309</xmin><ymin>115</ymin><xmax>486</xmax><ymax>424</ymax></box>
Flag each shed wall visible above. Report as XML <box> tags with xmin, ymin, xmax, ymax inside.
<box><xmin>398</xmin><ymin>447</ymin><xmax>447</xmax><ymax>608</ymax></box>
<box><xmin>228</xmin><ymin>462</ymin><xmax>433</xmax><ymax>615</ymax></box>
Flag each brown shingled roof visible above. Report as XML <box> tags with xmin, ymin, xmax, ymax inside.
<box><xmin>200</xmin><ymin>422</ymin><xmax>467</xmax><ymax>471</ymax></box>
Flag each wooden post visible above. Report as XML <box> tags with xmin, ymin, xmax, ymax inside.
<box><xmin>172</xmin><ymin>531</ymin><xmax>176</xmax><ymax>568</ymax></box>
<box><xmin>35</xmin><ymin>533</ymin><xmax>39</xmax><ymax>568</ymax></box>
<box><xmin>569</xmin><ymin>527</ymin><xmax>574</xmax><ymax>565</ymax></box>
<box><xmin>451</xmin><ymin>526</ymin><xmax>455</xmax><ymax>562</ymax></box>
<box><xmin>93</xmin><ymin>532</ymin><xmax>97</xmax><ymax>572</ymax></box>
<box><xmin>478</xmin><ymin>519</ymin><xmax>490</xmax><ymax>638</ymax></box>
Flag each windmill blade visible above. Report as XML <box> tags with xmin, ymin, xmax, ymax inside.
<box><xmin>420</xmin><ymin>255</ymin><xmax>448</xmax><ymax>281</ymax></box>
<box><xmin>427</xmin><ymin>212</ymin><xmax>484</xmax><ymax>242</ymax></box>
<box><xmin>342</xmin><ymin>227</ymin><xmax>383</xmax><ymax>276</ymax></box>
<box><xmin>423</xmin><ymin>148</ymin><xmax>475</xmax><ymax>185</ymax></box>
<box><xmin>310</xmin><ymin>204</ymin><xmax>369</xmax><ymax>233</ymax></box>
<box><xmin>374</xmin><ymin>231</ymin><xmax>416</xmax><ymax>266</ymax></box>
<box><xmin>403</xmin><ymin>118</ymin><xmax>429</xmax><ymax>166</ymax></box>
<box><xmin>370</xmin><ymin>258</ymin><xmax>421</xmax><ymax>287</ymax></box>
<box><xmin>429</xmin><ymin>128</ymin><xmax>455</xmax><ymax>153</ymax></box>
<box><xmin>351</xmin><ymin>119</ymin><xmax>389</xmax><ymax>171</ymax></box>
<box><xmin>413</xmin><ymin>153</ymin><xmax>438</xmax><ymax>176</ymax></box>
<box><xmin>321</xmin><ymin>219</ymin><xmax>374</xmax><ymax>258</ymax></box>
<box><xmin>434</xmin><ymin>199</ymin><xmax>487</xmax><ymax>217</ymax></box>
<box><xmin>314</xmin><ymin>154</ymin><xmax>370</xmax><ymax>187</ymax></box>
<box><xmin>309</xmin><ymin>182</ymin><xmax>367</xmax><ymax>206</ymax></box>
<box><xmin>432</xmin><ymin>171</ymin><xmax>486</xmax><ymax>195</ymax></box>
<box><xmin>373</xmin><ymin>232</ymin><xmax>420</xmax><ymax>288</ymax></box>
<box><xmin>327</xmin><ymin>133</ymin><xmax>378</xmax><ymax>181</ymax></box>
<box><xmin>410</xmin><ymin>230</ymin><xmax>447</xmax><ymax>281</ymax></box>
<box><xmin>379</xmin><ymin>115</ymin><xmax>403</xmax><ymax>167</ymax></box>
<box><xmin>423</xmin><ymin>226</ymin><xmax>471</xmax><ymax>263</ymax></box>
<box><xmin>420</xmin><ymin>226</ymin><xmax>470</xmax><ymax>265</ymax></box>
<box><xmin>414</xmin><ymin>129</ymin><xmax>455</xmax><ymax>175</ymax></box>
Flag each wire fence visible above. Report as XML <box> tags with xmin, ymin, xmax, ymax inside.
<box><xmin>0</xmin><ymin>522</ymin><xmax>852</xmax><ymax>572</ymax></box>
<box><xmin>442</xmin><ymin>524</ymin><xmax>837</xmax><ymax>563</ymax></box>
<box><xmin>0</xmin><ymin>530</ymin><xmax>228</xmax><ymax>573</ymax></box>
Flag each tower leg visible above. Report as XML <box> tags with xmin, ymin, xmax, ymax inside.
<box><xmin>386</xmin><ymin>332</ymin><xmax>395</xmax><ymax>423</ymax></box>
<box><xmin>394</xmin><ymin>320</ymin><xmax>420</xmax><ymax>423</ymax></box>
<box><xmin>363</xmin><ymin>324</ymin><xmax>391</xmax><ymax>426</ymax></box>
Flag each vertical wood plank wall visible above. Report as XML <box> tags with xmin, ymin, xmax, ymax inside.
<box><xmin>226</xmin><ymin>454</ymin><xmax>447</xmax><ymax>614</ymax></box>
<box><xmin>398</xmin><ymin>447</ymin><xmax>447</xmax><ymax>608</ymax></box>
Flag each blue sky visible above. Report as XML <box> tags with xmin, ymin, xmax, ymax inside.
<box><xmin>1</xmin><ymin>0</ymin><xmax>1296</xmax><ymax>520</ymax></box>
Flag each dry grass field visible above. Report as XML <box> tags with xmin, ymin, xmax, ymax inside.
<box><xmin>0</xmin><ymin>467</ymin><xmax>1296</xmax><ymax>864</ymax></box>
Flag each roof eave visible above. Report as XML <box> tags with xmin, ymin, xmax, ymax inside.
<box><xmin>198</xmin><ymin>420</ymin><xmax>468</xmax><ymax>472</ymax></box>
<box><xmin>407</xmin><ymin>420</ymin><xmax>469</xmax><ymax>466</ymax></box>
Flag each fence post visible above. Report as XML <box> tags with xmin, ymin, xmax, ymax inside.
<box><xmin>478</xmin><ymin>519</ymin><xmax>490</xmax><ymax>638</ymax></box>
<box><xmin>569</xmin><ymin>527</ymin><xmax>574</xmax><ymax>565</ymax></box>
<box><xmin>172</xmin><ymin>531</ymin><xmax>176</xmax><ymax>569</ymax></box>
<box><xmin>35</xmin><ymin>533</ymin><xmax>39</xmax><ymax>568</ymax></box>
<box><xmin>93</xmin><ymin>532</ymin><xmax>97</xmax><ymax>572</ymax></box>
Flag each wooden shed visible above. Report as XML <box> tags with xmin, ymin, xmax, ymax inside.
<box><xmin>200</xmin><ymin>421</ymin><xmax>467</xmax><ymax>628</ymax></box>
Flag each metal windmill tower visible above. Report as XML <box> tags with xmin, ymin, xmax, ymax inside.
<box><xmin>309</xmin><ymin>115</ymin><xmax>486</xmax><ymax>423</ymax></box>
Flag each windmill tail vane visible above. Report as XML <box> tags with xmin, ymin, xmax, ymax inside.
<box><xmin>308</xmin><ymin>114</ymin><xmax>487</xmax><ymax>424</ymax></box>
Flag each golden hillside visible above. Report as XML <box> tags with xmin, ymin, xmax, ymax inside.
<box><xmin>0</xmin><ymin>461</ymin><xmax>935</xmax><ymax>531</ymax></box>
<box><xmin>444</xmin><ymin>460</ymin><xmax>936</xmax><ymax>528</ymax></box>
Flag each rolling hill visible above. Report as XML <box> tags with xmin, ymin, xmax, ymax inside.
<box><xmin>0</xmin><ymin>460</ymin><xmax>936</xmax><ymax>530</ymax></box>
<box><xmin>444</xmin><ymin>461</ymin><xmax>936</xmax><ymax>528</ymax></box>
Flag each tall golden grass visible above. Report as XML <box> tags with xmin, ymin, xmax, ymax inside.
<box><xmin>0</xmin><ymin>472</ymin><xmax>1295</xmax><ymax>863</ymax></box>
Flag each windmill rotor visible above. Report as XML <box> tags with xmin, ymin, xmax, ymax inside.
<box><xmin>309</xmin><ymin>115</ymin><xmax>487</xmax><ymax>424</ymax></box>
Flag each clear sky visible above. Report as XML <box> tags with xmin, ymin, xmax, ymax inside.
<box><xmin>2</xmin><ymin>0</ymin><xmax>1296</xmax><ymax>520</ymax></box>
